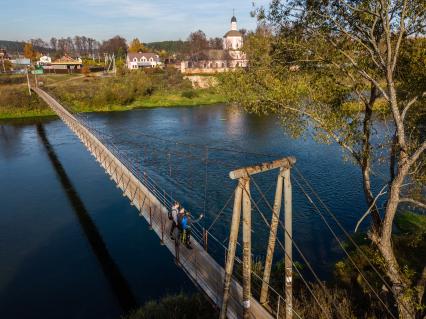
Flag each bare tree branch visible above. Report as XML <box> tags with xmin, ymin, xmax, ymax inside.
<box><xmin>399</xmin><ymin>198</ymin><xmax>426</xmax><ymax>209</ymax></box>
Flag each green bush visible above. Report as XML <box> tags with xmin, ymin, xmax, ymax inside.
<box><xmin>124</xmin><ymin>293</ymin><xmax>217</xmax><ymax>319</ymax></box>
<box><xmin>181</xmin><ymin>90</ymin><xmax>199</xmax><ymax>99</ymax></box>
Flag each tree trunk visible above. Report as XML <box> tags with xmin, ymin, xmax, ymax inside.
<box><xmin>361</xmin><ymin>84</ymin><xmax>382</xmax><ymax>232</ymax></box>
<box><xmin>368</xmin><ymin>62</ymin><xmax>418</xmax><ymax>317</ymax></box>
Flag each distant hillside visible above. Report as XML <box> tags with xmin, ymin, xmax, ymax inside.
<box><xmin>0</xmin><ymin>40</ymin><xmax>25</xmax><ymax>54</ymax></box>
<box><xmin>0</xmin><ymin>40</ymin><xmax>53</xmax><ymax>55</ymax></box>
<box><xmin>145</xmin><ymin>40</ymin><xmax>189</xmax><ymax>54</ymax></box>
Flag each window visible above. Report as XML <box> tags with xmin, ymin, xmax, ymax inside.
<box><xmin>133</xmin><ymin>58</ymin><xmax>137</xmax><ymax>62</ymax></box>
<box><xmin>149</xmin><ymin>58</ymin><xmax>153</xmax><ymax>62</ymax></box>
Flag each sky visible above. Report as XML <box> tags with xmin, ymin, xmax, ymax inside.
<box><xmin>0</xmin><ymin>0</ymin><xmax>268</xmax><ymax>43</ymax></box>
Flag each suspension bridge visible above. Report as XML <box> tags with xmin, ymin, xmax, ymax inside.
<box><xmin>30</xmin><ymin>85</ymin><xmax>401</xmax><ymax>319</ymax></box>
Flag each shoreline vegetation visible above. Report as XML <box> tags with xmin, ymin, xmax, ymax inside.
<box><xmin>0</xmin><ymin>69</ymin><xmax>226</xmax><ymax>120</ymax></box>
<box><xmin>124</xmin><ymin>210</ymin><xmax>425</xmax><ymax>319</ymax></box>
<box><xmin>0</xmin><ymin>69</ymin><xmax>392</xmax><ymax>120</ymax></box>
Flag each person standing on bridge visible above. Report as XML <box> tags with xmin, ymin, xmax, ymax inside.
<box><xmin>180</xmin><ymin>211</ymin><xmax>193</xmax><ymax>250</ymax></box>
<box><xmin>169</xmin><ymin>202</ymin><xmax>180</xmax><ymax>240</ymax></box>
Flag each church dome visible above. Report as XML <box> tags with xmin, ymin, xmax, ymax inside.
<box><xmin>231</xmin><ymin>16</ymin><xmax>237</xmax><ymax>22</ymax></box>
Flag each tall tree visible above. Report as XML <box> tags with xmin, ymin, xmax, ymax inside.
<box><xmin>221</xmin><ymin>0</ymin><xmax>425</xmax><ymax>317</ymax></box>
<box><xmin>208</xmin><ymin>37</ymin><xmax>223</xmax><ymax>49</ymax></box>
<box><xmin>100</xmin><ymin>35</ymin><xmax>127</xmax><ymax>57</ymax></box>
<box><xmin>50</xmin><ymin>37</ymin><xmax>57</xmax><ymax>51</ymax></box>
<box><xmin>187</xmin><ymin>30</ymin><xmax>209</xmax><ymax>55</ymax></box>
<box><xmin>128</xmin><ymin>38</ymin><xmax>146</xmax><ymax>53</ymax></box>
<box><xmin>23</xmin><ymin>42</ymin><xmax>36</xmax><ymax>60</ymax></box>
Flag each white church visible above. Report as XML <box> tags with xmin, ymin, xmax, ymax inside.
<box><xmin>181</xmin><ymin>15</ymin><xmax>248</xmax><ymax>73</ymax></box>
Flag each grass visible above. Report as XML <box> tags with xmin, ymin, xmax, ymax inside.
<box><xmin>0</xmin><ymin>84</ymin><xmax>54</xmax><ymax>119</ymax></box>
<box><xmin>132</xmin><ymin>90</ymin><xmax>225</xmax><ymax>108</ymax></box>
<box><xmin>0</xmin><ymin>71</ymin><xmax>225</xmax><ymax>119</ymax></box>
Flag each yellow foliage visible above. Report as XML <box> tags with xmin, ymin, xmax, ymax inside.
<box><xmin>128</xmin><ymin>38</ymin><xmax>147</xmax><ymax>53</ymax></box>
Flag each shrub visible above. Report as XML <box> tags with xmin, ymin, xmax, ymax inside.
<box><xmin>181</xmin><ymin>90</ymin><xmax>199</xmax><ymax>99</ymax></box>
<box><xmin>124</xmin><ymin>293</ymin><xmax>217</xmax><ymax>319</ymax></box>
<box><xmin>81</xmin><ymin>65</ymin><xmax>90</xmax><ymax>76</ymax></box>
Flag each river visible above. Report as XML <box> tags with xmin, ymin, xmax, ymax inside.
<box><xmin>0</xmin><ymin>104</ymin><xmax>387</xmax><ymax>318</ymax></box>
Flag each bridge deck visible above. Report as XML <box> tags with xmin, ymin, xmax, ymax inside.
<box><xmin>33</xmin><ymin>87</ymin><xmax>273</xmax><ymax>319</ymax></box>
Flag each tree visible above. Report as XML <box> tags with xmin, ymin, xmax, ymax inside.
<box><xmin>187</xmin><ymin>30</ymin><xmax>209</xmax><ymax>55</ymax></box>
<box><xmin>50</xmin><ymin>37</ymin><xmax>57</xmax><ymax>51</ymax></box>
<box><xmin>30</xmin><ymin>38</ymin><xmax>49</xmax><ymax>52</ymax></box>
<box><xmin>221</xmin><ymin>0</ymin><xmax>425</xmax><ymax>317</ymax></box>
<box><xmin>128</xmin><ymin>38</ymin><xmax>146</xmax><ymax>53</ymax></box>
<box><xmin>209</xmin><ymin>37</ymin><xmax>223</xmax><ymax>49</ymax></box>
<box><xmin>100</xmin><ymin>35</ymin><xmax>127</xmax><ymax>58</ymax></box>
<box><xmin>23</xmin><ymin>42</ymin><xmax>36</xmax><ymax>60</ymax></box>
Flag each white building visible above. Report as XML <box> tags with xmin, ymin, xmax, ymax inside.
<box><xmin>223</xmin><ymin>16</ymin><xmax>243</xmax><ymax>50</ymax></box>
<box><xmin>181</xmin><ymin>15</ymin><xmax>248</xmax><ymax>73</ymax></box>
<box><xmin>37</xmin><ymin>55</ymin><xmax>52</xmax><ymax>65</ymax></box>
<box><xmin>126</xmin><ymin>52</ymin><xmax>161</xmax><ymax>69</ymax></box>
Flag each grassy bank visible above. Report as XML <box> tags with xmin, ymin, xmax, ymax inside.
<box><xmin>0</xmin><ymin>84</ymin><xmax>54</xmax><ymax>119</ymax></box>
<box><xmin>0</xmin><ymin>70</ymin><xmax>225</xmax><ymax>119</ymax></box>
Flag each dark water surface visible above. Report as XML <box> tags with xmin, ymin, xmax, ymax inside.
<box><xmin>0</xmin><ymin>104</ymin><xmax>387</xmax><ymax>318</ymax></box>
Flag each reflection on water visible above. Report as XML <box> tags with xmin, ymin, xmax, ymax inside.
<box><xmin>0</xmin><ymin>104</ymin><xmax>388</xmax><ymax>318</ymax></box>
<box><xmin>36</xmin><ymin>123</ymin><xmax>137</xmax><ymax>313</ymax></box>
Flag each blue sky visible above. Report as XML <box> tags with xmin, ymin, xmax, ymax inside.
<box><xmin>0</xmin><ymin>0</ymin><xmax>268</xmax><ymax>42</ymax></box>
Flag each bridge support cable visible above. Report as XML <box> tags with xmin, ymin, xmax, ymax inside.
<box><xmin>291</xmin><ymin>176</ymin><xmax>398</xmax><ymax>319</ymax></box>
<box><xmin>220</xmin><ymin>157</ymin><xmax>296</xmax><ymax>319</ymax></box>
<box><xmin>292</xmin><ymin>167</ymin><xmax>398</xmax><ymax>296</ymax></box>
<box><xmin>247</xmin><ymin>165</ymin><xmax>397</xmax><ymax>318</ymax></box>
<box><xmin>243</xmin><ymin>178</ymin><xmax>332</xmax><ymax>318</ymax></box>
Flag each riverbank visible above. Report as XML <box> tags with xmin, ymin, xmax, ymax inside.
<box><xmin>0</xmin><ymin>71</ymin><xmax>226</xmax><ymax>119</ymax></box>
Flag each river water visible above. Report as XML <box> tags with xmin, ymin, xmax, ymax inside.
<box><xmin>0</xmin><ymin>104</ymin><xmax>387</xmax><ymax>318</ymax></box>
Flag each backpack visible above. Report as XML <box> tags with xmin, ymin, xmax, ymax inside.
<box><xmin>168</xmin><ymin>208</ymin><xmax>177</xmax><ymax>220</ymax></box>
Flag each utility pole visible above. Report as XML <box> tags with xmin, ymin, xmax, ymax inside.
<box><xmin>220</xmin><ymin>156</ymin><xmax>296</xmax><ymax>319</ymax></box>
<box><xmin>34</xmin><ymin>70</ymin><xmax>38</xmax><ymax>88</ymax></box>
<box><xmin>113</xmin><ymin>53</ymin><xmax>116</xmax><ymax>75</ymax></box>
<box><xmin>26</xmin><ymin>67</ymin><xmax>31</xmax><ymax>96</ymax></box>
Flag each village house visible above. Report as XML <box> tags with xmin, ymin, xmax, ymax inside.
<box><xmin>42</xmin><ymin>55</ymin><xmax>83</xmax><ymax>73</ymax></box>
<box><xmin>181</xmin><ymin>15</ymin><xmax>248</xmax><ymax>74</ymax></box>
<box><xmin>37</xmin><ymin>55</ymin><xmax>52</xmax><ymax>65</ymax></box>
<box><xmin>126</xmin><ymin>52</ymin><xmax>161</xmax><ymax>69</ymax></box>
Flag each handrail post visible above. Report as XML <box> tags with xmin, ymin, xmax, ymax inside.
<box><xmin>242</xmin><ymin>177</ymin><xmax>251</xmax><ymax>319</ymax></box>
<box><xmin>203</xmin><ymin>228</ymin><xmax>208</xmax><ymax>252</ymax></box>
<box><xmin>284</xmin><ymin>168</ymin><xmax>292</xmax><ymax>319</ymax></box>
<box><xmin>219</xmin><ymin>179</ymin><xmax>243</xmax><ymax>319</ymax></box>
<box><xmin>260</xmin><ymin>168</ymin><xmax>285</xmax><ymax>305</ymax></box>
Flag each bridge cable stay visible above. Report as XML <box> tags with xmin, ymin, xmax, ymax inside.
<box><xmin>292</xmin><ymin>170</ymin><xmax>415</xmax><ymax>318</ymax></box>
<box><xmin>76</xmin><ymin>113</ymin><xmax>342</xmax><ymax>318</ymax></box>
<box><xmin>250</xmin><ymin>174</ymin><xmax>398</xmax><ymax>319</ymax></box>
<box><xmin>46</xmin><ymin>93</ymin><xmax>397</xmax><ymax>318</ymax></box>
<box><xmin>80</xmin><ymin>123</ymin><xmax>239</xmax><ymax>251</ymax></box>
<box><xmin>291</xmin><ymin>168</ymin><xmax>416</xmax><ymax>317</ymax></box>
<box><xmin>290</xmin><ymin>177</ymin><xmax>397</xmax><ymax>318</ymax></box>
<box><xmin>293</xmin><ymin>167</ymin><xmax>395</xmax><ymax>292</ymax></box>
<box><xmin>244</xmin><ymin>177</ymin><xmax>337</xmax><ymax>319</ymax></box>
